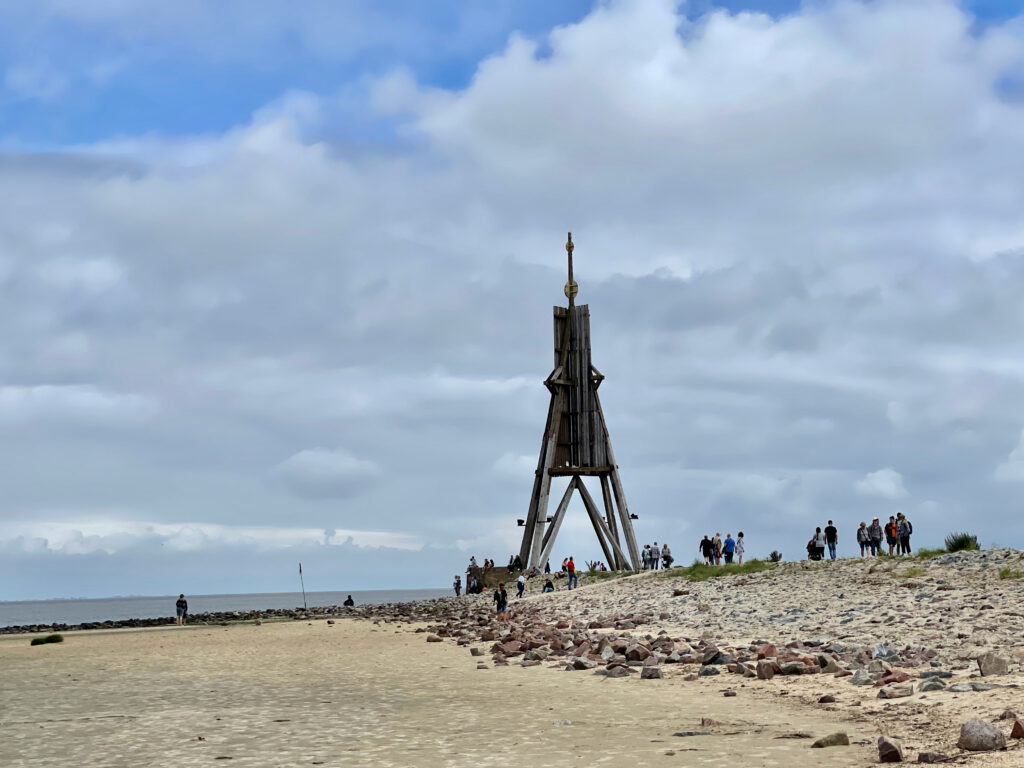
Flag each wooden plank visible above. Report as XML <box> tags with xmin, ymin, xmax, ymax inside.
<box><xmin>547</xmin><ymin>466</ymin><xmax>612</xmax><ymax>476</ymax></box>
<box><xmin>537</xmin><ymin>478</ymin><xmax>576</xmax><ymax>572</ymax></box>
<box><xmin>594</xmin><ymin>389</ymin><xmax>641</xmax><ymax>570</ymax></box>
<box><xmin>600</xmin><ymin>474</ymin><xmax>625</xmax><ymax>570</ymax></box>
<box><xmin>576</xmin><ymin>478</ymin><xmax>625</xmax><ymax>568</ymax></box>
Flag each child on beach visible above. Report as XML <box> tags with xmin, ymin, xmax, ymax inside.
<box><xmin>493</xmin><ymin>583</ymin><xmax>508</xmax><ymax>621</ymax></box>
<box><xmin>453</xmin><ymin>575</ymin><xmax>461</xmax><ymax>597</ymax></box>
<box><xmin>516</xmin><ymin>574</ymin><xmax>525</xmax><ymax>599</ymax></box>
<box><xmin>175</xmin><ymin>594</ymin><xmax>188</xmax><ymax>626</ymax></box>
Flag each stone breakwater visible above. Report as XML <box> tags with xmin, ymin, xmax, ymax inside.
<box><xmin>349</xmin><ymin>548</ymin><xmax>1024</xmax><ymax>763</ymax></box>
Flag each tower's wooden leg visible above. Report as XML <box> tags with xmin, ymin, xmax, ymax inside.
<box><xmin>577</xmin><ymin>479</ymin><xmax>627</xmax><ymax>568</ymax></box>
<box><xmin>537</xmin><ymin>478</ymin><xmax>576</xmax><ymax>573</ymax></box>
<box><xmin>519</xmin><ymin>394</ymin><xmax>562</xmax><ymax>567</ymax></box>
<box><xmin>609</xmin><ymin>466</ymin><xmax>641</xmax><ymax>570</ymax></box>
<box><xmin>600</xmin><ymin>474</ymin><xmax>625</xmax><ymax>570</ymax></box>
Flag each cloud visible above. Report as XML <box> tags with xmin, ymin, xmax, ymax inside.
<box><xmin>994</xmin><ymin>429</ymin><xmax>1024</xmax><ymax>482</ymax></box>
<box><xmin>3</xmin><ymin>1</ymin><xmax>1024</xmax><ymax>597</ymax></box>
<box><xmin>4</xmin><ymin>64</ymin><xmax>67</xmax><ymax>101</ymax></box>
<box><xmin>855</xmin><ymin>469</ymin><xmax>909</xmax><ymax>499</ymax></box>
<box><xmin>274</xmin><ymin>448</ymin><xmax>382</xmax><ymax>499</ymax></box>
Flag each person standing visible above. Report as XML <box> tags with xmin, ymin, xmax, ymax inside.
<box><xmin>544</xmin><ymin>560</ymin><xmax>551</xmax><ymax>574</ymax></box>
<box><xmin>661</xmin><ymin>542</ymin><xmax>673</xmax><ymax>568</ymax></box>
<box><xmin>566</xmin><ymin>556</ymin><xmax>578</xmax><ymax>590</ymax></box>
<box><xmin>856</xmin><ymin>523</ymin><xmax>870</xmax><ymax>557</ymax></box>
<box><xmin>811</xmin><ymin>527</ymin><xmax>826</xmax><ymax>561</ymax></box>
<box><xmin>712</xmin><ymin>533</ymin><xmax>723</xmax><ymax>565</ymax></box>
<box><xmin>651</xmin><ymin>542</ymin><xmax>661</xmax><ymax>570</ymax></box>
<box><xmin>868</xmin><ymin>517</ymin><xmax>883</xmax><ymax>556</ymax></box>
<box><xmin>453</xmin><ymin>575</ymin><xmax>462</xmax><ymax>597</ymax></box>
<box><xmin>735</xmin><ymin>532</ymin><xmax>745</xmax><ymax>565</ymax></box>
<box><xmin>175</xmin><ymin>594</ymin><xmax>188</xmax><ymax>626</ymax></box>
<box><xmin>516</xmin><ymin>573</ymin><xmax>526</xmax><ymax>599</ymax></box>
<box><xmin>897</xmin><ymin>513</ymin><xmax>913</xmax><ymax>555</ymax></box>
<box><xmin>493</xmin><ymin>583</ymin><xmax>508</xmax><ymax>621</ymax></box>
<box><xmin>824</xmin><ymin>520</ymin><xmax>838</xmax><ymax>560</ymax></box>
<box><xmin>884</xmin><ymin>516</ymin><xmax>899</xmax><ymax>556</ymax></box>
<box><xmin>699</xmin><ymin>535</ymin><xmax>714</xmax><ymax>565</ymax></box>
<box><xmin>641</xmin><ymin>544</ymin><xmax>651</xmax><ymax>570</ymax></box>
<box><xmin>722</xmin><ymin>533</ymin><xmax>736</xmax><ymax>564</ymax></box>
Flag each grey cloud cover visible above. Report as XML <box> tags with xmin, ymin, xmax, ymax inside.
<box><xmin>3</xmin><ymin>0</ymin><xmax>1024</xmax><ymax>599</ymax></box>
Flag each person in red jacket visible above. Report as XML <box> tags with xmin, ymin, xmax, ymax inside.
<box><xmin>566</xmin><ymin>557</ymin><xmax>578</xmax><ymax>590</ymax></box>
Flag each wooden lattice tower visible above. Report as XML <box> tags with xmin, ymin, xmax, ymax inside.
<box><xmin>517</xmin><ymin>233</ymin><xmax>641</xmax><ymax>571</ymax></box>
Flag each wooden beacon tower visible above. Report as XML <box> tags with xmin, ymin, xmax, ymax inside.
<box><xmin>517</xmin><ymin>233</ymin><xmax>641</xmax><ymax>572</ymax></box>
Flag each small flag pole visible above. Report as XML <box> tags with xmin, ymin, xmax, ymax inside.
<box><xmin>299</xmin><ymin>562</ymin><xmax>308</xmax><ymax>612</ymax></box>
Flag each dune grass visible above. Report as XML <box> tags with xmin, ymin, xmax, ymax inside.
<box><xmin>998</xmin><ymin>567</ymin><xmax>1023</xmax><ymax>580</ymax></box>
<box><xmin>915</xmin><ymin>547</ymin><xmax>946</xmax><ymax>560</ymax></box>
<box><xmin>30</xmin><ymin>633</ymin><xmax>64</xmax><ymax>646</ymax></box>
<box><xmin>661</xmin><ymin>558</ymin><xmax>772</xmax><ymax>582</ymax></box>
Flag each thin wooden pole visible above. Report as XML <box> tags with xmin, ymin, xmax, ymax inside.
<box><xmin>600</xmin><ymin>474</ymin><xmax>625</xmax><ymax>569</ymax></box>
<box><xmin>298</xmin><ymin>562</ymin><xmax>307</xmax><ymax>612</ymax></box>
<box><xmin>537</xmin><ymin>478</ymin><xmax>576</xmax><ymax>572</ymax></box>
<box><xmin>576</xmin><ymin>478</ymin><xmax>623</xmax><ymax>568</ymax></box>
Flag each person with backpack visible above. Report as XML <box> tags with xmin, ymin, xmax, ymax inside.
<box><xmin>856</xmin><ymin>522</ymin><xmax>870</xmax><ymax>557</ymax></box>
<box><xmin>810</xmin><ymin>527</ymin><xmax>826</xmax><ymax>561</ymax></box>
<box><xmin>566</xmin><ymin>556</ymin><xmax>578</xmax><ymax>590</ymax></box>
<box><xmin>897</xmin><ymin>513</ymin><xmax>913</xmax><ymax>555</ymax></box>
<box><xmin>868</xmin><ymin>517</ymin><xmax>883</xmax><ymax>556</ymax></box>
<box><xmin>884</xmin><ymin>516</ymin><xmax>899</xmax><ymax>556</ymax></box>
<box><xmin>824</xmin><ymin>520</ymin><xmax>838</xmax><ymax>560</ymax></box>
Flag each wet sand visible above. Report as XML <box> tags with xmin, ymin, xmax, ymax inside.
<box><xmin>1</xmin><ymin>619</ymin><xmax>873</xmax><ymax>768</ymax></box>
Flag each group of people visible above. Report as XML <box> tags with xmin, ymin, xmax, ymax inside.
<box><xmin>808</xmin><ymin>513</ymin><xmax>915</xmax><ymax>560</ymax></box>
<box><xmin>698</xmin><ymin>532</ymin><xmax>745</xmax><ymax>565</ymax></box>
<box><xmin>640</xmin><ymin>541</ymin><xmax>672</xmax><ymax>569</ymax></box>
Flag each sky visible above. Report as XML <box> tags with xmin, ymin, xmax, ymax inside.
<box><xmin>3</xmin><ymin>0</ymin><xmax>1024</xmax><ymax>600</ymax></box>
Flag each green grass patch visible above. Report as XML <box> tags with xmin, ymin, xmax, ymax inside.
<box><xmin>897</xmin><ymin>566</ymin><xmax>925</xmax><ymax>578</ymax></box>
<box><xmin>944</xmin><ymin>531</ymin><xmax>979</xmax><ymax>552</ymax></box>
<box><xmin>580</xmin><ymin>570</ymin><xmax>630</xmax><ymax>583</ymax></box>
<box><xmin>915</xmin><ymin>548</ymin><xmax>945</xmax><ymax>560</ymax></box>
<box><xmin>662</xmin><ymin>559</ymin><xmax>772</xmax><ymax>582</ymax></box>
<box><xmin>30</xmin><ymin>633</ymin><xmax>64</xmax><ymax>646</ymax></box>
<box><xmin>999</xmin><ymin>567</ymin><xmax>1023</xmax><ymax>580</ymax></box>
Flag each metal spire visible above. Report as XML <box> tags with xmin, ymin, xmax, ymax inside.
<box><xmin>564</xmin><ymin>231</ymin><xmax>578</xmax><ymax>307</ymax></box>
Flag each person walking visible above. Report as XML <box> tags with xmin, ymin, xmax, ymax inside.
<box><xmin>722</xmin><ymin>533</ymin><xmax>736</xmax><ymax>564</ymax></box>
<box><xmin>884</xmin><ymin>516</ymin><xmax>899</xmax><ymax>556</ymax></box>
<box><xmin>735</xmin><ymin>532</ymin><xmax>745</xmax><ymax>565</ymax></box>
<box><xmin>699</xmin><ymin>535</ymin><xmax>714</xmax><ymax>565</ymax></box>
<box><xmin>868</xmin><ymin>517</ymin><xmax>883</xmax><ymax>556</ymax></box>
<box><xmin>897</xmin><ymin>513</ymin><xmax>913</xmax><ymax>555</ymax></box>
<box><xmin>811</xmin><ymin>527</ymin><xmax>826</xmax><ymax>561</ymax></box>
<box><xmin>453</xmin><ymin>575</ymin><xmax>462</xmax><ymax>597</ymax></box>
<box><xmin>493</xmin><ymin>583</ymin><xmax>508</xmax><ymax>621</ymax></box>
<box><xmin>712</xmin><ymin>533</ymin><xmax>723</xmax><ymax>565</ymax></box>
<box><xmin>856</xmin><ymin>523</ymin><xmax>870</xmax><ymax>557</ymax></box>
<box><xmin>824</xmin><ymin>520</ymin><xmax>838</xmax><ymax>560</ymax></box>
<box><xmin>651</xmin><ymin>542</ymin><xmax>661</xmax><ymax>570</ymax></box>
<box><xmin>566</xmin><ymin>556</ymin><xmax>578</xmax><ymax>590</ymax></box>
<box><xmin>516</xmin><ymin>573</ymin><xmax>526</xmax><ymax>599</ymax></box>
<box><xmin>175</xmin><ymin>594</ymin><xmax>188</xmax><ymax>626</ymax></box>
<box><xmin>661</xmin><ymin>542</ymin><xmax>673</xmax><ymax>568</ymax></box>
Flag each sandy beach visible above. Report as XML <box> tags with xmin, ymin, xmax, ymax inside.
<box><xmin>3</xmin><ymin>550</ymin><xmax>1024</xmax><ymax>767</ymax></box>
<box><xmin>3</xmin><ymin>618</ymin><xmax>873</xmax><ymax>768</ymax></box>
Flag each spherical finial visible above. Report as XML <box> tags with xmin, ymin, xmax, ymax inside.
<box><xmin>564</xmin><ymin>280</ymin><xmax>579</xmax><ymax>300</ymax></box>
